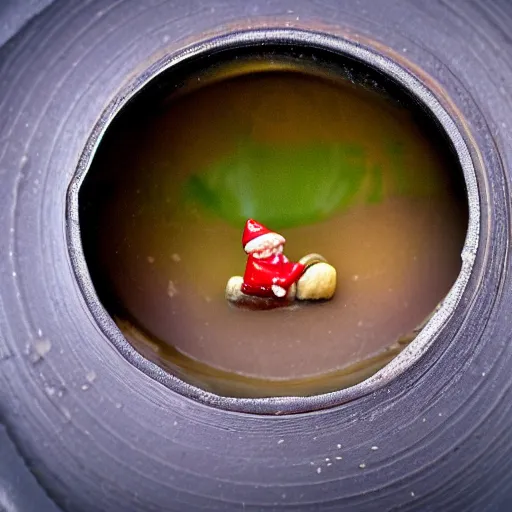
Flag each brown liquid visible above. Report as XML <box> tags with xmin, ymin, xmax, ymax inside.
<box><xmin>81</xmin><ymin>62</ymin><xmax>467</xmax><ymax>397</ymax></box>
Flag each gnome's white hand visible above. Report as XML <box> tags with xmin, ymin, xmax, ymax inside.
<box><xmin>271</xmin><ymin>285</ymin><xmax>287</xmax><ymax>298</ymax></box>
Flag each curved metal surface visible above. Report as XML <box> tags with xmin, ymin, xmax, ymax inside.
<box><xmin>0</xmin><ymin>1</ymin><xmax>511</xmax><ymax>511</ymax></box>
<box><xmin>0</xmin><ymin>6</ymin><xmax>61</xmax><ymax>512</ymax></box>
<box><xmin>0</xmin><ymin>0</ymin><xmax>55</xmax><ymax>47</ymax></box>
<box><xmin>0</xmin><ymin>425</ymin><xmax>63</xmax><ymax>512</ymax></box>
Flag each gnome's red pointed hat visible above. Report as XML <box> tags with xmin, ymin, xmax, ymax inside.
<box><xmin>242</xmin><ymin>219</ymin><xmax>286</xmax><ymax>254</ymax></box>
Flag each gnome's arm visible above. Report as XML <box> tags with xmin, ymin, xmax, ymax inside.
<box><xmin>272</xmin><ymin>261</ymin><xmax>305</xmax><ymax>288</ymax></box>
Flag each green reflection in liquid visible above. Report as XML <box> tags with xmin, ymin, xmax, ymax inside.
<box><xmin>184</xmin><ymin>140</ymin><xmax>422</xmax><ymax>229</ymax></box>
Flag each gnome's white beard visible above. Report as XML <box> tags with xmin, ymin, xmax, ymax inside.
<box><xmin>252</xmin><ymin>244</ymin><xmax>284</xmax><ymax>260</ymax></box>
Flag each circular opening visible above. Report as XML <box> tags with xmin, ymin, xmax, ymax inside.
<box><xmin>69</xmin><ymin>30</ymin><xmax>478</xmax><ymax>413</ymax></box>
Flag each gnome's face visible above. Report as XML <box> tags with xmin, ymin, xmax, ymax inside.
<box><xmin>251</xmin><ymin>237</ymin><xmax>284</xmax><ymax>259</ymax></box>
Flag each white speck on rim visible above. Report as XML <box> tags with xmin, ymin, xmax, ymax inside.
<box><xmin>316</xmin><ymin>467</ymin><xmax>322</xmax><ymax>474</ymax></box>
<box><xmin>171</xmin><ymin>253</ymin><xmax>181</xmax><ymax>262</ymax></box>
<box><xmin>61</xmin><ymin>407</ymin><xmax>72</xmax><ymax>422</ymax></box>
<box><xmin>81</xmin><ymin>384</ymin><xmax>89</xmax><ymax>391</ymax></box>
<box><xmin>277</xmin><ymin>439</ymin><xmax>284</xmax><ymax>444</ymax></box>
<box><xmin>327</xmin><ymin>463</ymin><xmax>332</xmax><ymax>466</ymax></box>
<box><xmin>12</xmin><ymin>271</ymin><xmax>16</xmax><ymax>277</ymax></box>
<box><xmin>422</xmin><ymin>418</ymin><xmax>426</xmax><ymax>422</ymax></box>
<box><xmin>115</xmin><ymin>402</ymin><xmax>123</xmax><ymax>409</ymax></box>
<box><xmin>438</xmin><ymin>413</ymin><xmax>443</xmax><ymax>417</ymax></box>
<box><xmin>325</xmin><ymin>458</ymin><xmax>330</xmax><ymax>462</ymax></box>
<box><xmin>411</xmin><ymin>491</ymin><xmax>416</xmax><ymax>497</ymax></box>
<box><xmin>335</xmin><ymin>456</ymin><xmax>343</xmax><ymax>460</ymax></box>
<box><xmin>371</xmin><ymin>446</ymin><xmax>379</xmax><ymax>451</ymax></box>
<box><xmin>482</xmin><ymin>372</ymin><xmax>486</xmax><ymax>376</ymax></box>
<box><xmin>173</xmin><ymin>420</ymin><xmax>178</xmax><ymax>426</ymax></box>
<box><xmin>167</xmin><ymin>280</ymin><xmax>178</xmax><ymax>298</ymax></box>
<box><xmin>33</xmin><ymin>338</ymin><xmax>51</xmax><ymax>359</ymax></box>
<box><xmin>45</xmin><ymin>385</ymin><xmax>56</xmax><ymax>396</ymax></box>
<box><xmin>337</xmin><ymin>444</ymin><xmax>342</xmax><ymax>449</ymax></box>
<box><xmin>359</xmin><ymin>463</ymin><xmax>366</xmax><ymax>469</ymax></box>
<box><xmin>86</xmin><ymin>370</ymin><xmax>97</xmax><ymax>383</ymax></box>
<box><xmin>37</xmin><ymin>329</ymin><xmax>43</xmax><ymax>337</ymax></box>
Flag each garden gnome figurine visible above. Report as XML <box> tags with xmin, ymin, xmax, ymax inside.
<box><xmin>226</xmin><ymin>219</ymin><xmax>337</xmax><ymax>306</ymax></box>
<box><xmin>241</xmin><ymin>219</ymin><xmax>305</xmax><ymax>298</ymax></box>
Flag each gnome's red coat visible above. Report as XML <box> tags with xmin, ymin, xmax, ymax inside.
<box><xmin>242</xmin><ymin>253</ymin><xmax>305</xmax><ymax>298</ymax></box>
